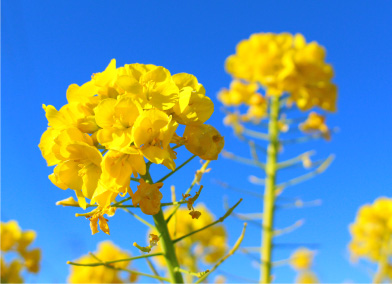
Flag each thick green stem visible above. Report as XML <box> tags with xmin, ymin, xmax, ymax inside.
<box><xmin>260</xmin><ymin>96</ymin><xmax>280</xmax><ymax>283</ymax></box>
<box><xmin>142</xmin><ymin>171</ymin><xmax>184</xmax><ymax>283</ymax></box>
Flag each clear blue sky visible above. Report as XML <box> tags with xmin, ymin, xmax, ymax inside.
<box><xmin>2</xmin><ymin>0</ymin><xmax>392</xmax><ymax>282</ymax></box>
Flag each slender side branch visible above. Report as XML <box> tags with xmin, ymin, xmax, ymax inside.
<box><xmin>195</xmin><ymin>223</ymin><xmax>248</xmax><ymax>284</ymax></box>
<box><xmin>121</xmin><ymin>208</ymin><xmax>156</xmax><ymax>229</ymax></box>
<box><xmin>276</xmin><ymin>199</ymin><xmax>322</xmax><ymax>210</ymax></box>
<box><xmin>173</xmin><ymin>199</ymin><xmax>243</xmax><ymax>244</ymax></box>
<box><xmin>67</xmin><ymin>253</ymin><xmax>163</xmax><ymax>267</ymax></box>
<box><xmin>68</xmin><ymin>253</ymin><xmax>170</xmax><ymax>282</ymax></box>
<box><xmin>277</xmin><ymin>155</ymin><xmax>335</xmax><ymax>190</ymax></box>
<box><xmin>146</xmin><ymin>258</ymin><xmax>164</xmax><ymax>284</ymax></box>
<box><xmin>242</xmin><ymin>128</ymin><xmax>270</xmax><ymax>140</ymax></box>
<box><xmin>281</xmin><ymin>127</ymin><xmax>339</xmax><ymax>145</ymax></box>
<box><xmin>156</xmin><ymin>155</ymin><xmax>197</xmax><ymax>183</ymax></box>
<box><xmin>166</xmin><ymin>161</ymin><xmax>211</xmax><ymax>224</ymax></box>
<box><xmin>214</xmin><ymin>179</ymin><xmax>264</xmax><ymax>199</ymax></box>
<box><xmin>222</xmin><ymin>150</ymin><xmax>266</xmax><ymax>169</ymax></box>
<box><xmin>273</xmin><ymin>219</ymin><xmax>305</xmax><ymax>237</ymax></box>
<box><xmin>277</xmin><ymin>151</ymin><xmax>316</xmax><ymax>170</ymax></box>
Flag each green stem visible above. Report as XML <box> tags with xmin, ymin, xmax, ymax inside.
<box><xmin>142</xmin><ymin>171</ymin><xmax>184</xmax><ymax>283</ymax></box>
<box><xmin>260</xmin><ymin>95</ymin><xmax>280</xmax><ymax>283</ymax></box>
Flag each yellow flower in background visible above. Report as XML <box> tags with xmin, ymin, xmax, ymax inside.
<box><xmin>172</xmin><ymin>73</ymin><xmax>214</xmax><ymax>125</ymax></box>
<box><xmin>290</xmin><ymin>247</ymin><xmax>319</xmax><ymax>284</ymax></box>
<box><xmin>295</xmin><ymin>271</ymin><xmax>319</xmax><ymax>283</ymax></box>
<box><xmin>299</xmin><ymin>112</ymin><xmax>331</xmax><ymax>140</ymax></box>
<box><xmin>218</xmin><ymin>80</ymin><xmax>260</xmax><ymax>106</ymax></box>
<box><xmin>224</xmin><ymin>32</ymin><xmax>337</xmax><ymax>112</ymax></box>
<box><xmin>290</xmin><ymin>247</ymin><xmax>315</xmax><ymax>270</ymax></box>
<box><xmin>132</xmin><ymin>179</ymin><xmax>163</xmax><ymax>215</ymax></box>
<box><xmin>349</xmin><ymin>197</ymin><xmax>392</xmax><ymax>262</ymax></box>
<box><xmin>184</xmin><ymin>124</ymin><xmax>224</xmax><ymax>160</ymax></box>
<box><xmin>1</xmin><ymin>220</ymin><xmax>22</xmax><ymax>252</ymax></box>
<box><xmin>1</xmin><ymin>221</ymin><xmax>41</xmax><ymax>282</ymax></box>
<box><xmin>68</xmin><ymin>241</ymin><xmax>138</xmax><ymax>283</ymax></box>
<box><xmin>2</xmin><ymin>260</ymin><xmax>24</xmax><ymax>283</ymax></box>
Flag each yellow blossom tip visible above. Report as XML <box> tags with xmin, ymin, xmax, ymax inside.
<box><xmin>66</xmin><ymin>261</ymin><xmax>71</xmax><ymax>264</ymax></box>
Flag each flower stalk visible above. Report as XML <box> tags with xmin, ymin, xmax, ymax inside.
<box><xmin>142</xmin><ymin>170</ymin><xmax>184</xmax><ymax>284</ymax></box>
<box><xmin>260</xmin><ymin>95</ymin><xmax>280</xmax><ymax>283</ymax></box>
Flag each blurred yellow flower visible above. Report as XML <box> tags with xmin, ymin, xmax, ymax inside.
<box><xmin>295</xmin><ymin>271</ymin><xmax>319</xmax><ymax>283</ymax></box>
<box><xmin>68</xmin><ymin>241</ymin><xmax>138</xmax><ymax>283</ymax></box>
<box><xmin>224</xmin><ymin>33</ymin><xmax>337</xmax><ymax>111</ymax></box>
<box><xmin>290</xmin><ymin>247</ymin><xmax>315</xmax><ymax>270</ymax></box>
<box><xmin>1</xmin><ymin>220</ymin><xmax>41</xmax><ymax>282</ymax></box>
<box><xmin>1</xmin><ymin>220</ymin><xmax>22</xmax><ymax>252</ymax></box>
<box><xmin>349</xmin><ymin>197</ymin><xmax>392</xmax><ymax>262</ymax></box>
<box><xmin>299</xmin><ymin>112</ymin><xmax>331</xmax><ymax>140</ymax></box>
<box><xmin>218</xmin><ymin>80</ymin><xmax>260</xmax><ymax>106</ymax></box>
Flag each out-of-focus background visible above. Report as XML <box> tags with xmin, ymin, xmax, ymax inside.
<box><xmin>2</xmin><ymin>0</ymin><xmax>392</xmax><ymax>282</ymax></box>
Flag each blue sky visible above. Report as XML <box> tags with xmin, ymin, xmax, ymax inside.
<box><xmin>2</xmin><ymin>0</ymin><xmax>392</xmax><ymax>282</ymax></box>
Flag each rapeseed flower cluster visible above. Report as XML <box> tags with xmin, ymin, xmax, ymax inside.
<box><xmin>290</xmin><ymin>247</ymin><xmax>319</xmax><ymax>283</ymax></box>
<box><xmin>68</xmin><ymin>241</ymin><xmax>138</xmax><ymax>283</ymax></box>
<box><xmin>218</xmin><ymin>33</ymin><xmax>336</xmax><ymax>136</ymax></box>
<box><xmin>1</xmin><ymin>220</ymin><xmax>41</xmax><ymax>283</ymax></box>
<box><xmin>349</xmin><ymin>197</ymin><xmax>392</xmax><ymax>263</ymax></box>
<box><xmin>39</xmin><ymin>60</ymin><xmax>224</xmax><ymax>227</ymax></box>
<box><xmin>151</xmin><ymin>204</ymin><xmax>227</xmax><ymax>272</ymax></box>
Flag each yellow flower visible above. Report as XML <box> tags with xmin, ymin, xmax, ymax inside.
<box><xmin>94</xmin><ymin>148</ymin><xmax>146</xmax><ymax>207</ymax></box>
<box><xmin>2</xmin><ymin>260</ymin><xmax>24</xmax><ymax>283</ymax></box>
<box><xmin>43</xmin><ymin>103</ymin><xmax>99</xmax><ymax>134</ymax></box>
<box><xmin>225</xmin><ymin>33</ymin><xmax>337</xmax><ymax>111</ymax></box>
<box><xmin>183</xmin><ymin>124</ymin><xmax>224</xmax><ymax>160</ymax></box>
<box><xmin>94</xmin><ymin>95</ymin><xmax>143</xmax><ymax>149</ymax></box>
<box><xmin>48</xmin><ymin>128</ymin><xmax>102</xmax><ymax>209</ymax></box>
<box><xmin>349</xmin><ymin>197</ymin><xmax>392</xmax><ymax>262</ymax></box>
<box><xmin>295</xmin><ymin>271</ymin><xmax>319</xmax><ymax>283</ymax></box>
<box><xmin>290</xmin><ymin>247</ymin><xmax>315</xmax><ymax>270</ymax></box>
<box><xmin>299</xmin><ymin>112</ymin><xmax>331</xmax><ymax>140</ymax></box>
<box><xmin>223</xmin><ymin>112</ymin><xmax>244</xmax><ymax>136</ymax></box>
<box><xmin>17</xmin><ymin>230</ymin><xmax>36</xmax><ymax>254</ymax></box>
<box><xmin>171</xmin><ymin>73</ymin><xmax>214</xmax><ymax>125</ymax></box>
<box><xmin>116</xmin><ymin>63</ymin><xmax>179</xmax><ymax>110</ymax></box>
<box><xmin>1</xmin><ymin>220</ymin><xmax>22</xmax><ymax>251</ymax></box>
<box><xmin>92</xmin><ymin>59</ymin><xmax>120</xmax><ymax>99</ymax></box>
<box><xmin>55</xmin><ymin>196</ymin><xmax>80</xmax><ymax>207</ymax></box>
<box><xmin>218</xmin><ymin>80</ymin><xmax>259</xmax><ymax>106</ymax></box>
<box><xmin>1</xmin><ymin>221</ymin><xmax>41</xmax><ymax>281</ymax></box>
<box><xmin>21</xmin><ymin>248</ymin><xmax>41</xmax><ymax>273</ymax></box>
<box><xmin>132</xmin><ymin>179</ymin><xmax>163</xmax><ymax>215</ymax></box>
<box><xmin>68</xmin><ymin>241</ymin><xmax>136</xmax><ymax>283</ymax></box>
<box><xmin>132</xmin><ymin>109</ymin><xmax>178</xmax><ymax>170</ymax></box>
